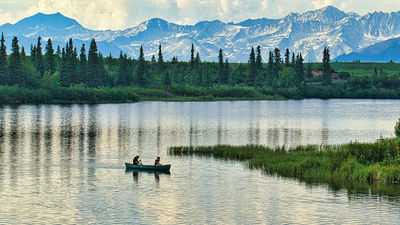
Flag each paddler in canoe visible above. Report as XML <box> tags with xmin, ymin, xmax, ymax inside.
<box><xmin>133</xmin><ymin>156</ymin><xmax>142</xmax><ymax>165</ymax></box>
<box><xmin>154</xmin><ymin>157</ymin><xmax>161</xmax><ymax>166</ymax></box>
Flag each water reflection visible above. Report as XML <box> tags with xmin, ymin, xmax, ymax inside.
<box><xmin>125</xmin><ymin>168</ymin><xmax>171</xmax><ymax>185</ymax></box>
<box><xmin>1</xmin><ymin>100</ymin><xmax>400</xmax><ymax>224</ymax></box>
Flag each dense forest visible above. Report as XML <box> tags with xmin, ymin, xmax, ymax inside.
<box><xmin>1</xmin><ymin>34</ymin><xmax>400</xmax><ymax>104</ymax></box>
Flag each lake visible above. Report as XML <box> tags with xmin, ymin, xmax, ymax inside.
<box><xmin>1</xmin><ymin>99</ymin><xmax>400</xmax><ymax>224</ymax></box>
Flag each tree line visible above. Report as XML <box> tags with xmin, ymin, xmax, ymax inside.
<box><xmin>0</xmin><ymin>34</ymin><xmax>335</xmax><ymax>91</ymax></box>
<box><xmin>2</xmin><ymin>33</ymin><xmax>400</xmax><ymax>101</ymax></box>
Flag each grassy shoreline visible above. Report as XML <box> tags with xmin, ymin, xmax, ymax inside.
<box><xmin>169</xmin><ymin>138</ymin><xmax>400</xmax><ymax>184</ymax></box>
<box><xmin>140</xmin><ymin>95</ymin><xmax>287</xmax><ymax>102</ymax></box>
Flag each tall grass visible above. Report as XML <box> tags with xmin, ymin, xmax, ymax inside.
<box><xmin>169</xmin><ymin>138</ymin><xmax>400</xmax><ymax>184</ymax></box>
<box><xmin>0</xmin><ymin>86</ymin><xmax>139</xmax><ymax>104</ymax></box>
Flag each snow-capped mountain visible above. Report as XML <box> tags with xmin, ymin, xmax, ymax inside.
<box><xmin>1</xmin><ymin>6</ymin><xmax>400</xmax><ymax>62</ymax></box>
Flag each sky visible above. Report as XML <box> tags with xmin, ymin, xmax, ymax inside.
<box><xmin>0</xmin><ymin>0</ymin><xmax>399</xmax><ymax>30</ymax></box>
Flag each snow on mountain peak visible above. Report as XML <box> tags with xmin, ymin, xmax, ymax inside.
<box><xmin>1</xmin><ymin>6</ymin><xmax>400</xmax><ymax>62</ymax></box>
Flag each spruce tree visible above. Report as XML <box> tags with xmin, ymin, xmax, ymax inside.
<box><xmin>171</xmin><ymin>56</ymin><xmax>178</xmax><ymax>64</ymax></box>
<box><xmin>116</xmin><ymin>52</ymin><xmax>129</xmax><ymax>86</ymax></box>
<box><xmin>248</xmin><ymin>47</ymin><xmax>256</xmax><ymax>86</ymax></box>
<box><xmin>44</xmin><ymin>39</ymin><xmax>56</xmax><ymax>74</ymax></box>
<box><xmin>195</xmin><ymin>52</ymin><xmax>200</xmax><ymax>65</ymax></box>
<box><xmin>31</xmin><ymin>44</ymin><xmax>36</xmax><ymax>64</ymax></box>
<box><xmin>306</xmin><ymin>61</ymin><xmax>312</xmax><ymax>78</ymax></box>
<box><xmin>35</xmin><ymin>37</ymin><xmax>44</xmax><ymax>75</ymax></box>
<box><xmin>284</xmin><ymin>48</ymin><xmax>290</xmax><ymax>66</ymax></box>
<box><xmin>65</xmin><ymin>39</ymin><xmax>78</xmax><ymax>85</ymax></box>
<box><xmin>294</xmin><ymin>53</ymin><xmax>305</xmax><ymax>89</ymax></box>
<box><xmin>151</xmin><ymin>55</ymin><xmax>156</xmax><ymax>63</ymax></box>
<box><xmin>190</xmin><ymin>44</ymin><xmax>195</xmax><ymax>68</ymax></box>
<box><xmin>9</xmin><ymin>37</ymin><xmax>22</xmax><ymax>86</ymax></box>
<box><xmin>272</xmin><ymin>48</ymin><xmax>282</xmax><ymax>80</ymax></box>
<box><xmin>21</xmin><ymin>46</ymin><xmax>26</xmax><ymax>61</ymax></box>
<box><xmin>137</xmin><ymin>45</ymin><xmax>146</xmax><ymax>86</ymax></box>
<box><xmin>87</xmin><ymin>38</ymin><xmax>100</xmax><ymax>87</ymax></box>
<box><xmin>0</xmin><ymin>33</ymin><xmax>7</xmax><ymax>85</ymax></box>
<box><xmin>291</xmin><ymin>52</ymin><xmax>295</xmax><ymax>67</ymax></box>
<box><xmin>218</xmin><ymin>48</ymin><xmax>226</xmax><ymax>84</ymax></box>
<box><xmin>59</xmin><ymin>48</ymin><xmax>70</xmax><ymax>87</ymax></box>
<box><xmin>256</xmin><ymin>46</ymin><xmax>262</xmax><ymax>70</ymax></box>
<box><xmin>225</xmin><ymin>59</ymin><xmax>230</xmax><ymax>85</ymax></box>
<box><xmin>266</xmin><ymin>51</ymin><xmax>274</xmax><ymax>85</ymax></box>
<box><xmin>79</xmin><ymin>44</ymin><xmax>87</xmax><ymax>84</ymax></box>
<box><xmin>158</xmin><ymin>44</ymin><xmax>164</xmax><ymax>70</ymax></box>
<box><xmin>322</xmin><ymin>47</ymin><xmax>332</xmax><ymax>85</ymax></box>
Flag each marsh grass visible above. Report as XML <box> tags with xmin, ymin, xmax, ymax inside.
<box><xmin>169</xmin><ymin>138</ymin><xmax>400</xmax><ymax>184</ymax></box>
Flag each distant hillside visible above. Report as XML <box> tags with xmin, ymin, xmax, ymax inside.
<box><xmin>334</xmin><ymin>37</ymin><xmax>400</xmax><ymax>62</ymax></box>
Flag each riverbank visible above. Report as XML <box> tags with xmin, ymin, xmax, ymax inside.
<box><xmin>0</xmin><ymin>86</ymin><xmax>139</xmax><ymax>105</ymax></box>
<box><xmin>140</xmin><ymin>96</ymin><xmax>286</xmax><ymax>102</ymax></box>
<box><xmin>169</xmin><ymin>138</ymin><xmax>400</xmax><ymax>184</ymax></box>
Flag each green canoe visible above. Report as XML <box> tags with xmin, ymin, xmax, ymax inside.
<box><xmin>125</xmin><ymin>163</ymin><xmax>171</xmax><ymax>171</ymax></box>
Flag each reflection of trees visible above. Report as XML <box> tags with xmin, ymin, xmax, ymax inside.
<box><xmin>0</xmin><ymin>107</ymin><xmax>5</xmax><ymax>189</ymax></box>
<box><xmin>9</xmin><ymin>106</ymin><xmax>19</xmax><ymax>187</ymax></box>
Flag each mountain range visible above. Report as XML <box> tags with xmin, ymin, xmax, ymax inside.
<box><xmin>1</xmin><ymin>6</ymin><xmax>400</xmax><ymax>62</ymax></box>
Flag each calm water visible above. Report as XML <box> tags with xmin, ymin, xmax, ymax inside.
<box><xmin>1</xmin><ymin>99</ymin><xmax>400</xmax><ymax>224</ymax></box>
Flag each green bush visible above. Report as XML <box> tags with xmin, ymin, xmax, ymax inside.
<box><xmin>395</xmin><ymin>118</ymin><xmax>400</xmax><ymax>138</ymax></box>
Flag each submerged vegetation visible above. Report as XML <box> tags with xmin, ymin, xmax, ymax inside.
<box><xmin>0</xmin><ymin>35</ymin><xmax>400</xmax><ymax>104</ymax></box>
<box><xmin>169</xmin><ymin>138</ymin><xmax>400</xmax><ymax>184</ymax></box>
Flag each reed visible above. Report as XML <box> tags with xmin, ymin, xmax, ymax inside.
<box><xmin>169</xmin><ymin>138</ymin><xmax>400</xmax><ymax>184</ymax></box>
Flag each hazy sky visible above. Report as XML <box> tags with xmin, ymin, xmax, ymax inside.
<box><xmin>0</xmin><ymin>0</ymin><xmax>399</xmax><ymax>30</ymax></box>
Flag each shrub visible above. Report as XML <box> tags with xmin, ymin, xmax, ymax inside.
<box><xmin>395</xmin><ymin>118</ymin><xmax>400</xmax><ymax>138</ymax></box>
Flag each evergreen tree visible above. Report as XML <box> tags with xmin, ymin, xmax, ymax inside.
<box><xmin>137</xmin><ymin>45</ymin><xmax>146</xmax><ymax>86</ymax></box>
<box><xmin>59</xmin><ymin>48</ymin><xmax>70</xmax><ymax>87</ymax></box>
<box><xmin>284</xmin><ymin>48</ymin><xmax>290</xmax><ymax>66</ymax></box>
<box><xmin>322</xmin><ymin>47</ymin><xmax>332</xmax><ymax>85</ymax></box>
<box><xmin>56</xmin><ymin>46</ymin><xmax>61</xmax><ymax>56</ymax></box>
<box><xmin>79</xmin><ymin>44</ymin><xmax>87</xmax><ymax>84</ymax></box>
<box><xmin>35</xmin><ymin>37</ymin><xmax>44</xmax><ymax>75</ymax></box>
<box><xmin>8</xmin><ymin>37</ymin><xmax>22</xmax><ymax>86</ymax></box>
<box><xmin>21</xmin><ymin>46</ymin><xmax>26</xmax><ymax>61</ymax></box>
<box><xmin>248</xmin><ymin>47</ymin><xmax>257</xmax><ymax>86</ymax></box>
<box><xmin>291</xmin><ymin>52</ymin><xmax>295</xmax><ymax>67</ymax></box>
<box><xmin>294</xmin><ymin>53</ymin><xmax>305</xmax><ymax>89</ymax></box>
<box><xmin>151</xmin><ymin>55</ymin><xmax>156</xmax><ymax>63</ymax></box>
<box><xmin>44</xmin><ymin>38</ymin><xmax>56</xmax><ymax>74</ymax></box>
<box><xmin>116</xmin><ymin>52</ymin><xmax>129</xmax><ymax>86</ymax></box>
<box><xmin>158</xmin><ymin>44</ymin><xmax>164</xmax><ymax>70</ymax></box>
<box><xmin>218</xmin><ymin>48</ymin><xmax>226</xmax><ymax>84</ymax></box>
<box><xmin>306</xmin><ymin>61</ymin><xmax>312</xmax><ymax>78</ymax></box>
<box><xmin>190</xmin><ymin>43</ymin><xmax>195</xmax><ymax>68</ymax></box>
<box><xmin>256</xmin><ymin>46</ymin><xmax>262</xmax><ymax>70</ymax></box>
<box><xmin>195</xmin><ymin>52</ymin><xmax>201</xmax><ymax>65</ymax></box>
<box><xmin>0</xmin><ymin>33</ymin><xmax>7</xmax><ymax>85</ymax></box>
<box><xmin>171</xmin><ymin>56</ymin><xmax>178</xmax><ymax>64</ymax></box>
<box><xmin>266</xmin><ymin>51</ymin><xmax>274</xmax><ymax>85</ymax></box>
<box><xmin>272</xmin><ymin>48</ymin><xmax>282</xmax><ymax>80</ymax></box>
<box><xmin>97</xmin><ymin>52</ymin><xmax>109</xmax><ymax>86</ymax></box>
<box><xmin>30</xmin><ymin>44</ymin><xmax>36</xmax><ymax>64</ymax></box>
<box><xmin>87</xmin><ymin>38</ymin><xmax>100</xmax><ymax>87</ymax></box>
<box><xmin>225</xmin><ymin>59</ymin><xmax>230</xmax><ymax>85</ymax></box>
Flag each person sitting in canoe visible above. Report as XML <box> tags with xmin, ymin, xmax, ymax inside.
<box><xmin>154</xmin><ymin>157</ymin><xmax>161</xmax><ymax>166</ymax></box>
<box><xmin>133</xmin><ymin>156</ymin><xmax>142</xmax><ymax>165</ymax></box>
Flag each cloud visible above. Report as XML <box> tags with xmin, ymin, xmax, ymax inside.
<box><xmin>1</xmin><ymin>0</ymin><xmax>400</xmax><ymax>30</ymax></box>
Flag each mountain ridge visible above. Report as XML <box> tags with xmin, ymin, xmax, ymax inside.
<box><xmin>1</xmin><ymin>7</ymin><xmax>400</xmax><ymax>62</ymax></box>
